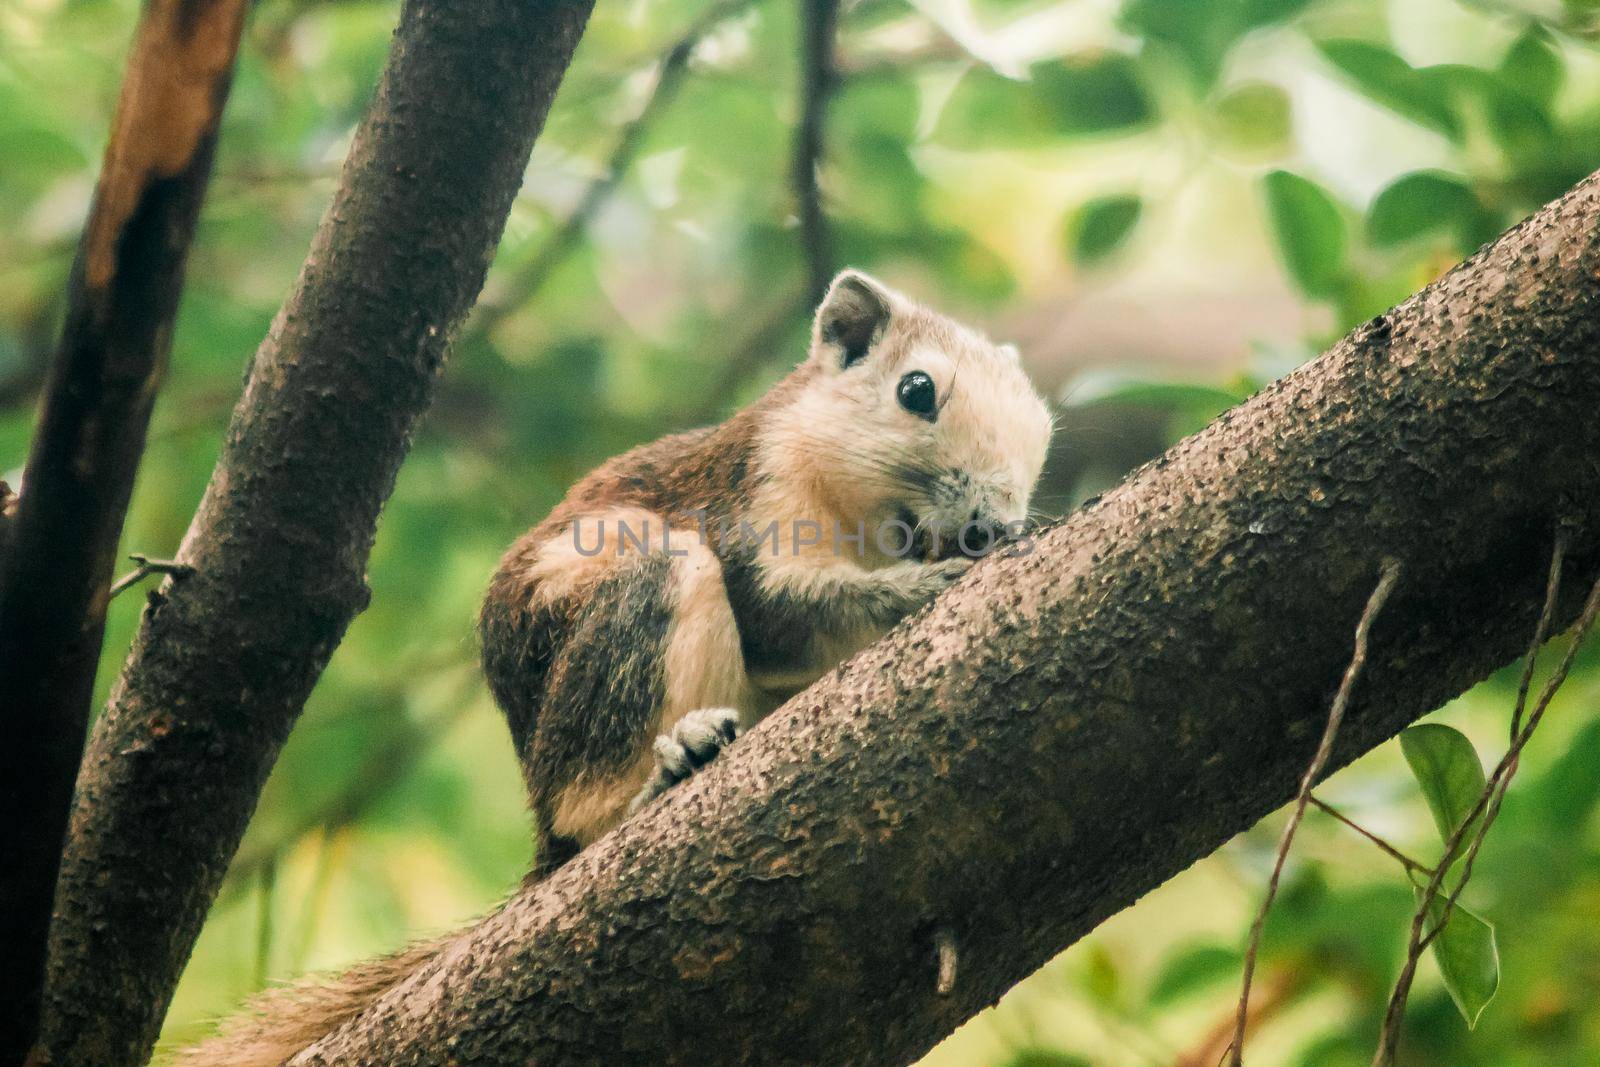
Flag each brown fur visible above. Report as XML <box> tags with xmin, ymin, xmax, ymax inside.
<box><xmin>172</xmin><ymin>935</ymin><xmax>448</xmax><ymax>1066</ymax></box>
<box><xmin>177</xmin><ymin>271</ymin><xmax>1053</xmax><ymax>1064</ymax></box>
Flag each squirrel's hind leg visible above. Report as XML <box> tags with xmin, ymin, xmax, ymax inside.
<box><xmin>534</xmin><ymin>512</ymin><xmax>752</xmax><ymax>851</ymax></box>
<box><xmin>627</xmin><ymin>526</ymin><xmax>756</xmax><ymax>812</ymax></box>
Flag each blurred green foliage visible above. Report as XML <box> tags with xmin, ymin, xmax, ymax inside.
<box><xmin>5</xmin><ymin>0</ymin><xmax>1600</xmax><ymax>1062</ymax></box>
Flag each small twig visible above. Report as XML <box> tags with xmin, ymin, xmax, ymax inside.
<box><xmin>1373</xmin><ymin>540</ymin><xmax>1600</xmax><ymax>1066</ymax></box>
<box><xmin>1511</xmin><ymin>529</ymin><xmax>1567</xmax><ymax>741</ymax></box>
<box><xmin>934</xmin><ymin>927</ymin><xmax>957</xmax><ymax>995</ymax></box>
<box><xmin>1308</xmin><ymin>795</ymin><xmax>1435</xmax><ymax>880</ymax></box>
<box><xmin>288</xmin><ymin>830</ymin><xmax>341</xmax><ymax>975</ymax></box>
<box><xmin>108</xmin><ymin>554</ymin><xmax>194</xmax><ymax>599</ymax></box>
<box><xmin>683</xmin><ymin>290</ymin><xmax>811</xmax><ymax>424</ymax></box>
<box><xmin>222</xmin><ymin>669</ymin><xmax>474</xmax><ymax>896</ymax></box>
<box><xmin>464</xmin><ymin>0</ymin><xmax>756</xmax><ymax>349</ymax></box>
<box><xmin>794</xmin><ymin>0</ymin><xmax>840</xmax><ymax>304</ymax></box>
<box><xmin>1177</xmin><ymin>969</ymin><xmax>1304</xmax><ymax>1067</ymax></box>
<box><xmin>253</xmin><ymin>857</ymin><xmax>276</xmax><ymax>992</ymax></box>
<box><xmin>1230</xmin><ymin>559</ymin><xmax>1401</xmax><ymax>1067</ymax></box>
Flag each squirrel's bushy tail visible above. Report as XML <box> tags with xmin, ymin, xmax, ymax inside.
<box><xmin>173</xmin><ymin>934</ymin><xmax>449</xmax><ymax>1066</ymax></box>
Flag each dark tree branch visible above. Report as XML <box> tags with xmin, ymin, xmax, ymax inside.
<box><xmin>794</xmin><ymin>0</ymin><xmax>839</xmax><ymax>304</ymax></box>
<box><xmin>463</xmin><ymin>0</ymin><xmax>754</xmax><ymax>352</ymax></box>
<box><xmin>0</xmin><ymin>2</ymin><xmax>250</xmax><ymax>1059</ymax></box>
<box><xmin>289</xmin><ymin>173</ymin><xmax>1600</xmax><ymax>1065</ymax></box>
<box><xmin>38</xmin><ymin>3</ymin><xmax>594</xmax><ymax>1064</ymax></box>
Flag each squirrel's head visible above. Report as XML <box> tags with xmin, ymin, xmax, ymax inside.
<box><xmin>761</xmin><ymin>270</ymin><xmax>1053</xmax><ymax>560</ymax></box>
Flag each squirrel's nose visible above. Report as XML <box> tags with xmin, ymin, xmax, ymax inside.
<box><xmin>951</xmin><ymin>512</ymin><xmax>1008</xmax><ymax>558</ymax></box>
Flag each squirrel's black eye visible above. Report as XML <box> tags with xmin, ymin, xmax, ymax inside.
<box><xmin>897</xmin><ymin>371</ymin><xmax>938</xmax><ymax>421</ymax></box>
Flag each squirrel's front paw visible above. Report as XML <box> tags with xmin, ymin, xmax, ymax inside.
<box><xmin>628</xmin><ymin>707</ymin><xmax>741</xmax><ymax>814</ymax></box>
<box><xmin>918</xmin><ymin>555</ymin><xmax>974</xmax><ymax>597</ymax></box>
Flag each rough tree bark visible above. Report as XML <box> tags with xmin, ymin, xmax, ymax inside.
<box><xmin>38</xmin><ymin>3</ymin><xmax>594</xmax><ymax>1065</ymax></box>
<box><xmin>292</xmin><ymin>174</ymin><xmax>1600</xmax><ymax>1065</ymax></box>
<box><xmin>0</xmin><ymin>2</ymin><xmax>249</xmax><ymax>1060</ymax></box>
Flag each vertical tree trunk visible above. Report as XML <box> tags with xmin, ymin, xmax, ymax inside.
<box><xmin>0</xmin><ymin>3</ymin><xmax>249</xmax><ymax>1059</ymax></box>
<box><xmin>39</xmin><ymin>3</ymin><xmax>594</xmax><ymax>1064</ymax></box>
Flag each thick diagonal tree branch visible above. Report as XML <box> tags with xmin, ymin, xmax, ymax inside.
<box><xmin>295</xmin><ymin>174</ymin><xmax>1600</xmax><ymax>1065</ymax></box>
<box><xmin>38</xmin><ymin>2</ymin><xmax>593</xmax><ymax>1064</ymax></box>
<box><xmin>0</xmin><ymin>2</ymin><xmax>249</xmax><ymax>1059</ymax></box>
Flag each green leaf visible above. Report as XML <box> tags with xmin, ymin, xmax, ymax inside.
<box><xmin>1119</xmin><ymin>0</ymin><xmax>1309</xmax><ymax>90</ymax></box>
<box><xmin>936</xmin><ymin>54</ymin><xmax>1152</xmax><ymax>148</ymax></box>
<box><xmin>902</xmin><ymin>0</ymin><xmax>1031</xmax><ymax>77</ymax></box>
<box><xmin>1367</xmin><ymin>171</ymin><xmax>1477</xmax><ymax>247</ymax></box>
<box><xmin>1147</xmin><ymin>943</ymin><xmax>1240</xmax><ymax>1005</ymax></box>
<box><xmin>1295</xmin><ymin>1031</ymin><xmax>1368</xmax><ymax>1067</ymax></box>
<box><xmin>1241</xmin><ymin>0</ymin><xmax>1312</xmax><ymax>22</ymax></box>
<box><xmin>1500</xmin><ymin>27</ymin><xmax>1562</xmax><ymax>108</ymax></box>
<box><xmin>1119</xmin><ymin>0</ymin><xmax>1239</xmax><ymax>90</ymax></box>
<box><xmin>1212</xmin><ymin>82</ymin><xmax>1291</xmax><ymax>154</ymax></box>
<box><xmin>1316</xmin><ymin>40</ymin><xmax>1459</xmax><ymax>138</ymax></box>
<box><xmin>0</xmin><ymin>125</ymin><xmax>87</xmax><ymax>188</ymax></box>
<box><xmin>1034</xmin><ymin>56</ymin><xmax>1154</xmax><ymax>133</ymax></box>
<box><xmin>1417</xmin><ymin>889</ymin><xmax>1500</xmax><ymax>1027</ymax></box>
<box><xmin>1067</xmin><ymin>195</ymin><xmax>1141</xmax><ymax>265</ymax></box>
<box><xmin>1261</xmin><ymin>170</ymin><xmax>1347</xmax><ymax>299</ymax></box>
<box><xmin>1000</xmin><ymin>1051</ymin><xmax>1093</xmax><ymax>1067</ymax></box>
<box><xmin>1400</xmin><ymin>723</ymin><xmax>1487</xmax><ymax>862</ymax></box>
<box><xmin>1082</xmin><ymin>943</ymin><xmax>1122</xmax><ymax>1005</ymax></box>
<box><xmin>1061</xmin><ymin>371</ymin><xmax>1247</xmax><ymax>411</ymax></box>
<box><xmin>1483</xmin><ymin>79</ymin><xmax>1555</xmax><ymax>167</ymax></box>
<box><xmin>1530</xmin><ymin>718</ymin><xmax>1600</xmax><ymax>831</ymax></box>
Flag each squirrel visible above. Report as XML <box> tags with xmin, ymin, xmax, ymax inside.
<box><xmin>178</xmin><ymin>270</ymin><xmax>1053</xmax><ymax>1065</ymax></box>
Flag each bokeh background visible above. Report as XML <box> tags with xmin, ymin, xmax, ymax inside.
<box><xmin>5</xmin><ymin>0</ymin><xmax>1600</xmax><ymax>1062</ymax></box>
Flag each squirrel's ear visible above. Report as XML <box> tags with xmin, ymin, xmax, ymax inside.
<box><xmin>813</xmin><ymin>269</ymin><xmax>892</xmax><ymax>369</ymax></box>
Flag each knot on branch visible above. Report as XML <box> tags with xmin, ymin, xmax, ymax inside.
<box><xmin>933</xmin><ymin>927</ymin><xmax>957</xmax><ymax>996</ymax></box>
